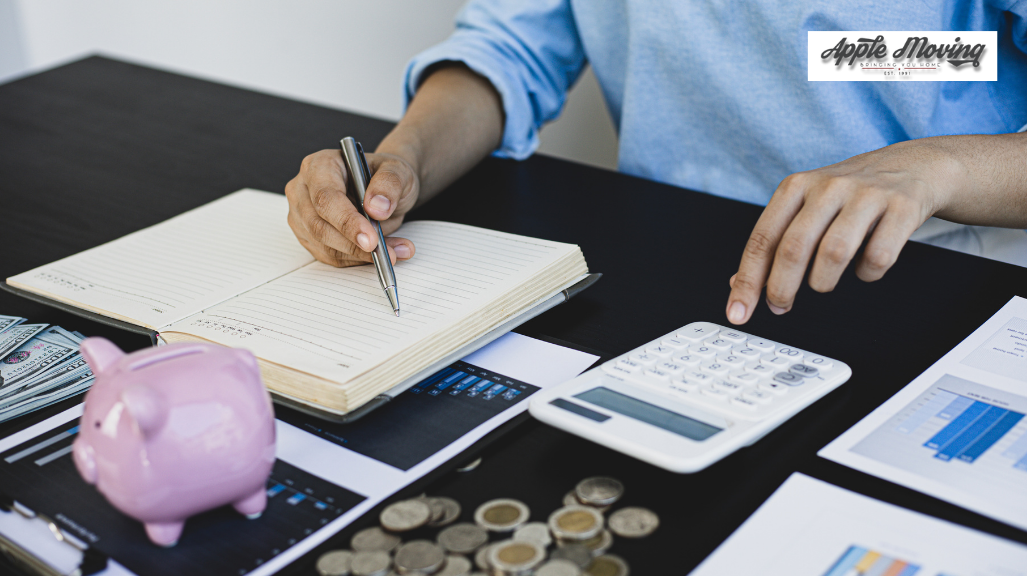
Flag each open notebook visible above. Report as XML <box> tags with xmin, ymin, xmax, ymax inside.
<box><xmin>5</xmin><ymin>190</ymin><xmax>592</xmax><ymax>420</ymax></box>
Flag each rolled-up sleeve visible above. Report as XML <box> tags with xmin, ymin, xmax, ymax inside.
<box><xmin>403</xmin><ymin>0</ymin><xmax>587</xmax><ymax>159</ymax></box>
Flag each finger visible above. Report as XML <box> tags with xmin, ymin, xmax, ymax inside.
<box><xmin>364</xmin><ymin>155</ymin><xmax>414</xmax><ymax>221</ymax></box>
<box><xmin>763</xmin><ymin>186</ymin><xmax>848</xmax><ymax>315</ymax></box>
<box><xmin>291</xmin><ymin>183</ymin><xmax>373</xmax><ymax>263</ymax></box>
<box><xmin>304</xmin><ymin>155</ymin><xmax>380</xmax><ymax>252</ymax></box>
<box><xmin>855</xmin><ymin>196</ymin><xmax>923</xmax><ymax>282</ymax></box>
<box><xmin>725</xmin><ymin>174</ymin><xmax>809</xmax><ymax>324</ymax></box>
<box><xmin>297</xmin><ymin>236</ymin><xmax>368</xmax><ymax>268</ymax></box>
<box><xmin>385</xmin><ymin>236</ymin><xmax>415</xmax><ymax>263</ymax></box>
<box><xmin>807</xmin><ymin>193</ymin><xmax>886</xmax><ymax>293</ymax></box>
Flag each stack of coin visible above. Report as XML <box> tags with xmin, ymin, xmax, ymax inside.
<box><xmin>315</xmin><ymin>477</ymin><xmax>656</xmax><ymax>576</ymax></box>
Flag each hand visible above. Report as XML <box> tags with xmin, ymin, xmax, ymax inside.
<box><xmin>725</xmin><ymin>139</ymin><xmax>961</xmax><ymax>325</ymax></box>
<box><xmin>285</xmin><ymin>149</ymin><xmax>419</xmax><ymax>267</ymax></box>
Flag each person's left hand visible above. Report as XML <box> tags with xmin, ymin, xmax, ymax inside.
<box><xmin>725</xmin><ymin>138</ymin><xmax>962</xmax><ymax>325</ymax></box>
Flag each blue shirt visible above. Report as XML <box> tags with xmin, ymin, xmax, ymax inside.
<box><xmin>404</xmin><ymin>0</ymin><xmax>1027</xmax><ymax>206</ymax></box>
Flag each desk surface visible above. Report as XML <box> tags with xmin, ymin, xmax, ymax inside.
<box><xmin>2</xmin><ymin>57</ymin><xmax>1026</xmax><ymax>574</ymax></box>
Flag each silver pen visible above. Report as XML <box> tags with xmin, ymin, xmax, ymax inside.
<box><xmin>340</xmin><ymin>137</ymin><xmax>400</xmax><ymax>316</ymax></box>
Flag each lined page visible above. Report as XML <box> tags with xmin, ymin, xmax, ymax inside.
<box><xmin>163</xmin><ymin>221</ymin><xmax>578</xmax><ymax>385</ymax></box>
<box><xmin>7</xmin><ymin>190</ymin><xmax>314</xmax><ymax>330</ymax></box>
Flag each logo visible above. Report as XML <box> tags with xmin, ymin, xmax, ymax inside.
<box><xmin>3</xmin><ymin>351</ymin><xmax>30</xmax><ymax>364</ymax></box>
<box><xmin>808</xmin><ymin>32</ymin><xmax>997</xmax><ymax>81</ymax></box>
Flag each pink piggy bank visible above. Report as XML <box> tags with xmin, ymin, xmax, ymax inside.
<box><xmin>72</xmin><ymin>338</ymin><xmax>276</xmax><ymax>547</ymax></box>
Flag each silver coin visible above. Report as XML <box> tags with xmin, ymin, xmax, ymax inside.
<box><xmin>548</xmin><ymin>506</ymin><xmax>604</xmax><ymax>542</ymax></box>
<box><xmin>512</xmin><ymin>521</ymin><xmax>552</xmax><ymax>548</ymax></box>
<box><xmin>456</xmin><ymin>457</ymin><xmax>482</xmax><ymax>472</ymax></box>
<box><xmin>575</xmin><ymin>477</ymin><xmax>624</xmax><ymax>507</ymax></box>
<box><xmin>394</xmin><ymin>540</ymin><xmax>446</xmax><ymax>574</ymax></box>
<box><xmin>549</xmin><ymin>543</ymin><xmax>592</xmax><ymax>569</ymax></box>
<box><xmin>473</xmin><ymin>498</ymin><xmax>530</xmax><ymax>532</ymax></box>
<box><xmin>380</xmin><ymin>499</ymin><xmax>432</xmax><ymax>532</ymax></box>
<box><xmin>437</xmin><ymin>522</ymin><xmax>489</xmax><ymax>554</ymax></box>
<box><xmin>434</xmin><ymin>555</ymin><xmax>473</xmax><ymax>576</ymax></box>
<box><xmin>487</xmin><ymin>540</ymin><xmax>545</xmax><ymax>573</ymax></box>
<box><xmin>316</xmin><ymin>550</ymin><xmax>353</xmax><ymax>576</ymax></box>
<box><xmin>427</xmin><ymin>497</ymin><xmax>462</xmax><ymax>528</ymax></box>
<box><xmin>563</xmin><ymin>491</ymin><xmax>580</xmax><ymax>508</ymax></box>
<box><xmin>350</xmin><ymin>550</ymin><xmax>392</xmax><ymax>576</ymax></box>
<box><xmin>536</xmin><ymin>559</ymin><xmax>583</xmax><ymax>576</ymax></box>
<box><xmin>606</xmin><ymin>507</ymin><xmax>659</xmax><ymax>539</ymax></box>
<box><xmin>583</xmin><ymin>530</ymin><xmax>613</xmax><ymax>557</ymax></box>
<box><xmin>585</xmin><ymin>554</ymin><xmax>629</xmax><ymax>576</ymax></box>
<box><xmin>351</xmin><ymin>527</ymin><xmax>402</xmax><ymax>553</ymax></box>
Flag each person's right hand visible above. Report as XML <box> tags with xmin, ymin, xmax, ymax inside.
<box><xmin>285</xmin><ymin>149</ymin><xmax>419</xmax><ymax>267</ymax></box>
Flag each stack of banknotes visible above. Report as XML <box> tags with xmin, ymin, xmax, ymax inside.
<box><xmin>0</xmin><ymin>314</ymin><xmax>93</xmax><ymax>423</ymax></box>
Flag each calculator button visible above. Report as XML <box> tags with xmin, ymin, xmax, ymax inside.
<box><xmin>742</xmin><ymin>389</ymin><xmax>773</xmax><ymax>404</ymax></box>
<box><xmin>773</xmin><ymin>371</ymin><xmax>805</xmax><ymax>386</ymax></box>
<box><xmin>646</xmin><ymin>345</ymin><xmax>675</xmax><ymax>358</ymax></box>
<box><xmin>762</xmin><ymin>356</ymin><xmax>791</xmax><ymax>369</ymax></box>
<box><xmin>718</xmin><ymin>330</ymin><xmax>748</xmax><ymax>344</ymax></box>
<box><xmin>684</xmin><ymin>371</ymin><xmax>714</xmax><ymax>386</ymax></box>
<box><xmin>758</xmin><ymin>381</ymin><xmax>789</xmax><ymax>395</ymax></box>
<box><xmin>730</xmin><ymin>397</ymin><xmax>759</xmax><ymax>411</ymax></box>
<box><xmin>672</xmin><ymin>354</ymin><xmax>701</xmax><ymax>367</ymax></box>
<box><xmin>670</xmin><ymin>378</ymin><xmax>698</xmax><ymax>391</ymax></box>
<box><xmin>699</xmin><ymin>361</ymin><xmax>730</xmax><ymax>377</ymax></box>
<box><xmin>657</xmin><ymin>362</ymin><xmax>685</xmax><ymax>375</ymax></box>
<box><xmin>733</xmin><ymin>347</ymin><xmax>761</xmax><ymax>360</ymax></box>
<box><xmin>688</xmin><ymin>345</ymin><xmax>717</xmax><ymax>359</ymax></box>
<box><xmin>745</xmin><ymin>363</ymin><xmax>775</xmax><ymax>377</ymax></box>
<box><xmin>789</xmin><ymin>364</ymin><xmax>819</xmax><ymax>378</ymax></box>
<box><xmin>615</xmin><ymin>359</ymin><xmax>643</xmax><ymax>372</ymax></box>
<box><xmin>630</xmin><ymin>353</ymin><xmax>659</xmax><ymax>366</ymax></box>
<box><xmin>700</xmin><ymin>387</ymin><xmax>729</xmax><ymax>401</ymax></box>
<box><xmin>716</xmin><ymin>354</ymin><xmax>745</xmax><ymax>368</ymax></box>
<box><xmin>803</xmin><ymin>355</ymin><xmax>834</xmax><ymax>370</ymax></box>
<box><xmin>604</xmin><ymin>364</ymin><xmax>637</xmax><ymax>377</ymax></box>
<box><xmin>676</xmin><ymin>323</ymin><xmax>720</xmax><ymax>342</ymax></box>
<box><xmin>704</xmin><ymin>338</ymin><xmax>732</xmax><ymax>351</ymax></box>
<box><xmin>712</xmin><ymin>380</ymin><xmax>743</xmax><ymax>393</ymax></box>
<box><xmin>729</xmin><ymin>372</ymin><xmax>760</xmax><ymax>386</ymax></box>
<box><xmin>643</xmin><ymin>368</ymin><xmax>672</xmax><ymax>382</ymax></box>
<box><xmin>747</xmin><ymin>338</ymin><xmax>776</xmax><ymax>352</ymax></box>
<box><xmin>662</xmin><ymin>337</ymin><xmax>690</xmax><ymax>349</ymax></box>
<box><xmin>775</xmin><ymin>347</ymin><xmax>804</xmax><ymax>361</ymax></box>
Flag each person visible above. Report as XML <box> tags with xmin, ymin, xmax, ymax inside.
<box><xmin>285</xmin><ymin>1</ymin><xmax>1027</xmax><ymax>326</ymax></box>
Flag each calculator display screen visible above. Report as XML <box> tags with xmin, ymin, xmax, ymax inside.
<box><xmin>575</xmin><ymin>387</ymin><xmax>723</xmax><ymax>441</ymax></box>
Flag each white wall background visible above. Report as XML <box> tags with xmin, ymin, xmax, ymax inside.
<box><xmin>0</xmin><ymin>0</ymin><xmax>619</xmax><ymax>170</ymax></box>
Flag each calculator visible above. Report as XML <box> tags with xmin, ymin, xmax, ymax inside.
<box><xmin>528</xmin><ymin>322</ymin><xmax>851</xmax><ymax>473</ymax></box>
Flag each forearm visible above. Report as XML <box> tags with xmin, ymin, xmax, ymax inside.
<box><xmin>929</xmin><ymin>132</ymin><xmax>1027</xmax><ymax>227</ymax></box>
<box><xmin>375</xmin><ymin>64</ymin><xmax>505</xmax><ymax>204</ymax></box>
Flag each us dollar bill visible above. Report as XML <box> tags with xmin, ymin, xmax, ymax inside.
<box><xmin>0</xmin><ymin>323</ymin><xmax>48</xmax><ymax>359</ymax></box>
<box><xmin>0</xmin><ymin>333</ymin><xmax>78</xmax><ymax>391</ymax></box>
<box><xmin>0</xmin><ymin>315</ymin><xmax>25</xmax><ymax>335</ymax></box>
<box><xmin>0</xmin><ymin>372</ymin><xmax>94</xmax><ymax>423</ymax></box>
<box><xmin>38</xmin><ymin>325</ymin><xmax>84</xmax><ymax>348</ymax></box>
<box><xmin>0</xmin><ymin>356</ymin><xmax>91</xmax><ymax>406</ymax></box>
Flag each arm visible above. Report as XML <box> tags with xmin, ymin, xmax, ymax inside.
<box><xmin>284</xmin><ymin>64</ymin><xmax>503</xmax><ymax>267</ymax></box>
<box><xmin>725</xmin><ymin>132</ymin><xmax>1027</xmax><ymax>325</ymax></box>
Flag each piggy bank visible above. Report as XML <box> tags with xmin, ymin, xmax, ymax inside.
<box><xmin>72</xmin><ymin>338</ymin><xmax>276</xmax><ymax>547</ymax></box>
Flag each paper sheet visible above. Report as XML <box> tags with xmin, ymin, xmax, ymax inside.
<box><xmin>819</xmin><ymin>296</ymin><xmax>1027</xmax><ymax>532</ymax></box>
<box><xmin>0</xmin><ymin>333</ymin><xmax>598</xmax><ymax>576</ymax></box>
<box><xmin>690</xmin><ymin>473</ymin><xmax>1027</xmax><ymax>576</ymax></box>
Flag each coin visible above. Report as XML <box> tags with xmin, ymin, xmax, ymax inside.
<box><xmin>563</xmin><ymin>491</ymin><xmax>580</xmax><ymax>507</ymax></box>
<box><xmin>473</xmin><ymin>543</ymin><xmax>495</xmax><ymax>571</ymax></box>
<box><xmin>351</xmin><ymin>527</ymin><xmax>402</xmax><ymax>553</ymax></box>
<box><xmin>548</xmin><ymin>506</ymin><xmax>604</xmax><ymax>541</ymax></box>
<box><xmin>434</xmin><ymin>555</ymin><xmax>473</xmax><ymax>576</ymax></box>
<box><xmin>350</xmin><ymin>550</ymin><xmax>392</xmax><ymax>576</ymax></box>
<box><xmin>380</xmin><ymin>499</ymin><xmax>432</xmax><ymax>532</ymax></box>
<box><xmin>585</xmin><ymin>554</ymin><xmax>629</xmax><ymax>576</ymax></box>
<box><xmin>575</xmin><ymin>477</ymin><xmax>624</xmax><ymax>507</ymax></box>
<box><xmin>583</xmin><ymin>530</ymin><xmax>613</xmax><ymax>556</ymax></box>
<box><xmin>456</xmin><ymin>457</ymin><xmax>482</xmax><ymax>472</ymax></box>
<box><xmin>474</xmin><ymin>498</ymin><xmax>530</xmax><ymax>532</ymax></box>
<box><xmin>427</xmin><ymin>497</ymin><xmax>462</xmax><ymax>528</ymax></box>
<box><xmin>316</xmin><ymin>550</ymin><xmax>353</xmax><ymax>576</ymax></box>
<box><xmin>536</xmin><ymin>559</ymin><xmax>583</xmax><ymax>576</ymax></box>
<box><xmin>606</xmin><ymin>507</ymin><xmax>659</xmax><ymax>539</ymax></box>
<box><xmin>549</xmin><ymin>544</ymin><xmax>593</xmax><ymax>569</ymax></box>
<box><xmin>437</xmin><ymin>522</ymin><xmax>489</xmax><ymax>554</ymax></box>
<box><xmin>487</xmin><ymin>540</ymin><xmax>545</xmax><ymax>574</ymax></box>
<box><xmin>513</xmin><ymin>521</ymin><xmax>552</xmax><ymax>548</ymax></box>
<box><xmin>394</xmin><ymin>540</ymin><xmax>446</xmax><ymax>575</ymax></box>
<box><xmin>420</xmin><ymin>497</ymin><xmax>448</xmax><ymax>524</ymax></box>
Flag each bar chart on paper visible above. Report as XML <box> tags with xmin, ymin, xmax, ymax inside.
<box><xmin>850</xmin><ymin>375</ymin><xmax>1027</xmax><ymax>506</ymax></box>
<box><xmin>822</xmin><ymin>546</ymin><xmax>920</xmax><ymax>576</ymax></box>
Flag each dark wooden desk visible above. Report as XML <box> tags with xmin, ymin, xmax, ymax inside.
<box><xmin>2</xmin><ymin>57</ymin><xmax>1025</xmax><ymax>574</ymax></box>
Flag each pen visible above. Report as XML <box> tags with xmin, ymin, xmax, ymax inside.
<box><xmin>340</xmin><ymin>137</ymin><xmax>400</xmax><ymax>316</ymax></box>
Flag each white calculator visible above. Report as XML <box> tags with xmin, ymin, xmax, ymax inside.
<box><xmin>529</xmin><ymin>322</ymin><xmax>851</xmax><ymax>473</ymax></box>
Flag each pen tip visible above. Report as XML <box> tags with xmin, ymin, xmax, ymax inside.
<box><xmin>395</xmin><ymin>310</ymin><xmax>400</xmax><ymax>317</ymax></box>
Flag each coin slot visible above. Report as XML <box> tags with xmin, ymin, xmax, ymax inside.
<box><xmin>128</xmin><ymin>346</ymin><xmax>206</xmax><ymax>371</ymax></box>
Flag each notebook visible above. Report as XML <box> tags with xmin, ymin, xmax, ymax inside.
<box><xmin>3</xmin><ymin>190</ymin><xmax>593</xmax><ymax>420</ymax></box>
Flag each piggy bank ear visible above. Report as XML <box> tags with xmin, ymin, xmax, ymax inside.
<box><xmin>80</xmin><ymin>338</ymin><xmax>126</xmax><ymax>375</ymax></box>
<box><xmin>120</xmin><ymin>384</ymin><xmax>168</xmax><ymax>439</ymax></box>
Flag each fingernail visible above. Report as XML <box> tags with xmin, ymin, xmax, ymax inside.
<box><xmin>369</xmin><ymin>195</ymin><xmax>390</xmax><ymax>214</ymax></box>
<box><xmin>394</xmin><ymin>244</ymin><xmax>412</xmax><ymax>259</ymax></box>
<box><xmin>728</xmin><ymin>301</ymin><xmax>746</xmax><ymax>324</ymax></box>
<box><xmin>357</xmin><ymin>233</ymin><xmax>372</xmax><ymax>251</ymax></box>
<box><xmin>768</xmin><ymin>302</ymin><xmax>787</xmax><ymax>315</ymax></box>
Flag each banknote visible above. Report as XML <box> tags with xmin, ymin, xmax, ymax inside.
<box><xmin>0</xmin><ymin>333</ymin><xmax>78</xmax><ymax>390</ymax></box>
<box><xmin>38</xmin><ymin>325</ymin><xmax>84</xmax><ymax>348</ymax></box>
<box><xmin>0</xmin><ymin>315</ymin><xmax>25</xmax><ymax>334</ymax></box>
<box><xmin>0</xmin><ymin>372</ymin><xmax>94</xmax><ymax>423</ymax></box>
<box><xmin>0</xmin><ymin>356</ymin><xmax>90</xmax><ymax>406</ymax></box>
<box><xmin>0</xmin><ymin>323</ymin><xmax>47</xmax><ymax>359</ymax></box>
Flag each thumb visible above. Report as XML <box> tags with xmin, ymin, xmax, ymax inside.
<box><xmin>364</xmin><ymin>154</ymin><xmax>413</xmax><ymax>221</ymax></box>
